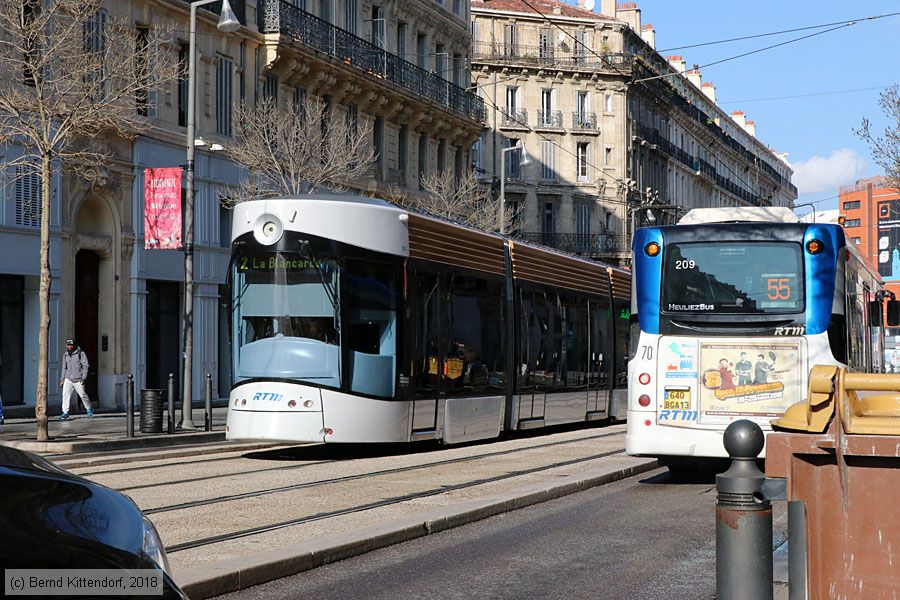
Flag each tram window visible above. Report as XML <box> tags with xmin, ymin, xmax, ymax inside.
<box><xmin>413</xmin><ymin>271</ymin><xmax>441</xmax><ymax>400</ymax></box>
<box><xmin>444</xmin><ymin>274</ymin><xmax>505</xmax><ymax>396</ymax></box>
<box><xmin>589</xmin><ymin>299</ymin><xmax>612</xmax><ymax>389</ymax></box>
<box><xmin>519</xmin><ymin>286</ymin><xmax>560</xmax><ymax>391</ymax></box>
<box><xmin>559</xmin><ymin>293</ymin><xmax>589</xmax><ymax>390</ymax></box>
<box><xmin>344</xmin><ymin>259</ymin><xmax>399</xmax><ymax>398</ymax></box>
<box><xmin>613</xmin><ymin>297</ymin><xmax>630</xmax><ymax>387</ymax></box>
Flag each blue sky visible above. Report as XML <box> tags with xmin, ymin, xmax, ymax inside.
<box><xmin>567</xmin><ymin>1</ymin><xmax>900</xmax><ymax>214</ymax></box>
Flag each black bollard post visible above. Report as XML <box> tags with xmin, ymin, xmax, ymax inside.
<box><xmin>126</xmin><ymin>374</ymin><xmax>134</xmax><ymax>438</ymax></box>
<box><xmin>204</xmin><ymin>373</ymin><xmax>212</xmax><ymax>432</ymax></box>
<box><xmin>167</xmin><ymin>373</ymin><xmax>175</xmax><ymax>435</ymax></box>
<box><xmin>716</xmin><ymin>420</ymin><xmax>772</xmax><ymax>600</ymax></box>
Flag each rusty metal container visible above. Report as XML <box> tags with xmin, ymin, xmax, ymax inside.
<box><xmin>766</xmin><ymin>365</ymin><xmax>900</xmax><ymax>599</ymax></box>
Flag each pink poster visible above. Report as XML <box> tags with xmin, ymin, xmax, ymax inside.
<box><xmin>144</xmin><ymin>167</ymin><xmax>182</xmax><ymax>250</ymax></box>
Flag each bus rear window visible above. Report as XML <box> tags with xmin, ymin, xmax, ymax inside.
<box><xmin>662</xmin><ymin>242</ymin><xmax>804</xmax><ymax>314</ymax></box>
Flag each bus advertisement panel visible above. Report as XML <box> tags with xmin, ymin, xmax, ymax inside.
<box><xmin>697</xmin><ymin>342</ymin><xmax>801</xmax><ymax>425</ymax></box>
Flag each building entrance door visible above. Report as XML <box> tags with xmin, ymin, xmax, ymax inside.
<box><xmin>146</xmin><ymin>281</ymin><xmax>180</xmax><ymax>391</ymax></box>
<box><xmin>74</xmin><ymin>250</ymin><xmax>100</xmax><ymax>405</ymax></box>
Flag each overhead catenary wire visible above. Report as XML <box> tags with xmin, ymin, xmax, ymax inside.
<box><xmin>657</xmin><ymin>11</ymin><xmax>900</xmax><ymax>52</ymax></box>
<box><xmin>718</xmin><ymin>85</ymin><xmax>892</xmax><ymax>105</ymax></box>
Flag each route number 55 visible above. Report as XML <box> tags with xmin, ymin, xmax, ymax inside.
<box><xmin>767</xmin><ymin>277</ymin><xmax>791</xmax><ymax>300</ymax></box>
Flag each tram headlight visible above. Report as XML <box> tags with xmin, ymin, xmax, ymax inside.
<box><xmin>644</xmin><ymin>242</ymin><xmax>660</xmax><ymax>257</ymax></box>
<box><xmin>806</xmin><ymin>239</ymin><xmax>824</xmax><ymax>254</ymax></box>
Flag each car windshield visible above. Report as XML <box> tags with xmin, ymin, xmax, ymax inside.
<box><xmin>662</xmin><ymin>242</ymin><xmax>804</xmax><ymax>314</ymax></box>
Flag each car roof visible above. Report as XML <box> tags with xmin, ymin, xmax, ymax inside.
<box><xmin>0</xmin><ymin>446</ymin><xmax>73</xmax><ymax>478</ymax></box>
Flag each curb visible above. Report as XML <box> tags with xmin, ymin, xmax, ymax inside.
<box><xmin>1</xmin><ymin>431</ymin><xmax>226</xmax><ymax>454</ymax></box>
<box><xmin>177</xmin><ymin>457</ymin><xmax>659</xmax><ymax>599</ymax></box>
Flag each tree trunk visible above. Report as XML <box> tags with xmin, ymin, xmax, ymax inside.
<box><xmin>35</xmin><ymin>152</ymin><xmax>51</xmax><ymax>441</ymax></box>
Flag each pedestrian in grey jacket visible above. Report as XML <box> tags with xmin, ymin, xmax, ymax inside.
<box><xmin>60</xmin><ymin>338</ymin><xmax>92</xmax><ymax>420</ymax></box>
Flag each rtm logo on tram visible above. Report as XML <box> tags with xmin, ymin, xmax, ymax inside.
<box><xmin>252</xmin><ymin>392</ymin><xmax>284</xmax><ymax>402</ymax></box>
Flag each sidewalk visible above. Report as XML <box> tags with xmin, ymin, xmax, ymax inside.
<box><xmin>0</xmin><ymin>403</ymin><xmax>230</xmax><ymax>454</ymax></box>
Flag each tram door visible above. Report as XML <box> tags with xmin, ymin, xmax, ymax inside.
<box><xmin>589</xmin><ymin>299</ymin><xmax>612</xmax><ymax>415</ymax></box>
<box><xmin>517</xmin><ymin>288</ymin><xmax>546</xmax><ymax>423</ymax></box>
<box><xmin>411</xmin><ymin>271</ymin><xmax>441</xmax><ymax>432</ymax></box>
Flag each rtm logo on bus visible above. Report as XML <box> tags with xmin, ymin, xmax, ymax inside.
<box><xmin>252</xmin><ymin>392</ymin><xmax>284</xmax><ymax>402</ymax></box>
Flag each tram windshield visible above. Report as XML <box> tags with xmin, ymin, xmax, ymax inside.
<box><xmin>662</xmin><ymin>242</ymin><xmax>804</xmax><ymax>315</ymax></box>
<box><xmin>231</xmin><ymin>236</ymin><xmax>399</xmax><ymax>398</ymax></box>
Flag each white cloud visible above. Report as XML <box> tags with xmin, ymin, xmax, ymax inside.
<box><xmin>791</xmin><ymin>148</ymin><xmax>868</xmax><ymax>195</ymax></box>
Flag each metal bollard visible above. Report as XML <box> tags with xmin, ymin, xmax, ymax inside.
<box><xmin>167</xmin><ymin>373</ymin><xmax>175</xmax><ymax>435</ymax></box>
<box><xmin>204</xmin><ymin>373</ymin><xmax>212</xmax><ymax>432</ymax></box>
<box><xmin>126</xmin><ymin>374</ymin><xmax>134</xmax><ymax>438</ymax></box>
<box><xmin>716</xmin><ymin>420</ymin><xmax>772</xmax><ymax>600</ymax></box>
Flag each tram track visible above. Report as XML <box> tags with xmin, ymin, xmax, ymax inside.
<box><xmin>119</xmin><ymin>429</ymin><xmax>624</xmax><ymax>495</ymax></box>
<box><xmin>165</xmin><ymin>448</ymin><xmax>627</xmax><ymax>553</ymax></box>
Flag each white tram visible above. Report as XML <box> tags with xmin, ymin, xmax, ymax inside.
<box><xmin>226</xmin><ymin>195</ymin><xmax>630</xmax><ymax>444</ymax></box>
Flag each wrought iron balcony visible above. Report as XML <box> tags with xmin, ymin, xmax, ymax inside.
<box><xmin>473</xmin><ymin>42</ymin><xmax>631</xmax><ymax>72</ymax></box>
<box><xmin>536</xmin><ymin>109</ymin><xmax>563</xmax><ymax>128</ymax></box>
<box><xmin>501</xmin><ymin>108</ymin><xmax>529</xmax><ymax>127</ymax></box>
<box><xmin>518</xmin><ymin>232</ymin><xmax>627</xmax><ymax>255</ymax></box>
<box><xmin>258</xmin><ymin>0</ymin><xmax>485</xmax><ymax>123</ymax></box>
<box><xmin>572</xmin><ymin>111</ymin><xmax>598</xmax><ymax>130</ymax></box>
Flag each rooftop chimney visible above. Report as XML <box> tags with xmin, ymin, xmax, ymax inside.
<box><xmin>600</xmin><ymin>0</ymin><xmax>616</xmax><ymax>17</ymax></box>
<box><xmin>744</xmin><ymin>120</ymin><xmax>756</xmax><ymax>137</ymax></box>
<box><xmin>616</xmin><ymin>2</ymin><xmax>641</xmax><ymax>32</ymax></box>
<box><xmin>665</xmin><ymin>55</ymin><xmax>686</xmax><ymax>73</ymax></box>
<box><xmin>686</xmin><ymin>68</ymin><xmax>702</xmax><ymax>90</ymax></box>
<box><xmin>641</xmin><ymin>24</ymin><xmax>655</xmax><ymax>49</ymax></box>
<box><xmin>701</xmin><ymin>81</ymin><xmax>716</xmax><ymax>104</ymax></box>
<box><xmin>730</xmin><ymin>110</ymin><xmax>746</xmax><ymax>129</ymax></box>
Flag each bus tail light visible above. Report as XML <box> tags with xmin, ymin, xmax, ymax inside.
<box><xmin>638</xmin><ymin>394</ymin><xmax>651</xmax><ymax>407</ymax></box>
<box><xmin>638</xmin><ymin>372</ymin><xmax>651</xmax><ymax>385</ymax></box>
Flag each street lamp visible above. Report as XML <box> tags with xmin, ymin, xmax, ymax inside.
<box><xmin>499</xmin><ymin>140</ymin><xmax>530</xmax><ymax>235</ymax></box>
<box><xmin>181</xmin><ymin>0</ymin><xmax>240</xmax><ymax>429</ymax></box>
<box><xmin>791</xmin><ymin>201</ymin><xmax>818</xmax><ymax>222</ymax></box>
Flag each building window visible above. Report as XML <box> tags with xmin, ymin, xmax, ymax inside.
<box><xmin>453</xmin><ymin>0</ymin><xmax>462</xmax><ymax>16</ymax></box>
<box><xmin>843</xmin><ymin>200</ymin><xmax>860</xmax><ymax>210</ymax></box>
<box><xmin>604</xmin><ymin>146</ymin><xmax>612</xmax><ymax>165</ymax></box>
<box><xmin>453</xmin><ymin>53</ymin><xmax>464</xmax><ymax>87</ymax></box>
<box><xmin>503</xmin><ymin>24</ymin><xmax>517</xmax><ymax>57</ymax></box>
<box><xmin>319</xmin><ymin>0</ymin><xmax>332</xmax><ymax>23</ymax></box>
<box><xmin>84</xmin><ymin>9</ymin><xmax>108</xmax><ymax>95</ymax></box>
<box><xmin>575</xmin><ymin>202</ymin><xmax>592</xmax><ymax>244</ymax></box>
<box><xmin>346</xmin><ymin>0</ymin><xmax>357</xmax><ymax>35</ymax></box>
<box><xmin>399</xmin><ymin>125</ymin><xmax>409</xmax><ymax>177</ymax></box>
<box><xmin>506</xmin><ymin>138</ymin><xmax>521</xmax><ymax>179</ymax></box>
<box><xmin>216</xmin><ymin>56</ymin><xmax>233</xmax><ymax>136</ymax></box>
<box><xmin>346</xmin><ymin>104</ymin><xmax>358</xmax><ymax>144</ymax></box>
<box><xmin>435</xmin><ymin>43</ymin><xmax>446</xmax><ymax>78</ymax></box>
<box><xmin>178</xmin><ymin>45</ymin><xmax>188</xmax><ymax>127</ymax></box>
<box><xmin>238</xmin><ymin>41</ymin><xmax>246</xmax><ymax>101</ymax></box>
<box><xmin>540</xmin><ymin>89</ymin><xmax>555</xmax><ymax>126</ymax></box>
<box><xmin>263</xmin><ymin>74</ymin><xmax>278</xmax><ymax>100</ymax></box>
<box><xmin>14</xmin><ymin>166</ymin><xmax>41</xmax><ymax>228</ymax></box>
<box><xmin>605</xmin><ymin>93</ymin><xmax>613</xmax><ymax>113</ymax></box>
<box><xmin>539</xmin><ymin>28</ymin><xmax>554</xmax><ymax>59</ymax></box>
<box><xmin>472</xmin><ymin>135</ymin><xmax>483</xmax><ymax>172</ymax></box>
<box><xmin>418</xmin><ymin>134</ymin><xmax>428</xmax><ymax>189</ymax></box>
<box><xmin>844</xmin><ymin>219</ymin><xmax>860</xmax><ymax>228</ymax></box>
<box><xmin>573</xmin><ymin>30</ymin><xmax>589</xmax><ymax>65</ymax></box>
<box><xmin>576</xmin><ymin>142</ymin><xmax>590</xmax><ymax>182</ymax></box>
<box><xmin>852</xmin><ymin>237</ymin><xmax>861</xmax><ymax>245</ymax></box>
<box><xmin>135</xmin><ymin>26</ymin><xmax>155</xmax><ymax>117</ymax></box>
<box><xmin>541</xmin><ymin>140</ymin><xmax>556</xmax><ymax>180</ymax></box>
<box><xmin>371</xmin><ymin>6</ymin><xmax>384</xmax><ymax>48</ymax></box>
<box><xmin>374</xmin><ymin>116</ymin><xmax>384</xmax><ymax>175</ymax></box>
<box><xmin>397</xmin><ymin>22</ymin><xmax>407</xmax><ymax>57</ymax></box>
<box><xmin>437</xmin><ymin>139</ymin><xmax>447</xmax><ymax>173</ymax></box>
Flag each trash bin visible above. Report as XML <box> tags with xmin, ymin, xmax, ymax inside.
<box><xmin>140</xmin><ymin>389</ymin><xmax>165</xmax><ymax>434</ymax></box>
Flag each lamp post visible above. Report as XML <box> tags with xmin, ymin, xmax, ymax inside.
<box><xmin>791</xmin><ymin>201</ymin><xmax>818</xmax><ymax>222</ymax></box>
<box><xmin>181</xmin><ymin>0</ymin><xmax>240</xmax><ymax>429</ymax></box>
<box><xmin>499</xmin><ymin>140</ymin><xmax>530</xmax><ymax>235</ymax></box>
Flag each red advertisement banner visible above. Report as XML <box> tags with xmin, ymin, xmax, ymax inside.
<box><xmin>144</xmin><ymin>167</ymin><xmax>182</xmax><ymax>250</ymax></box>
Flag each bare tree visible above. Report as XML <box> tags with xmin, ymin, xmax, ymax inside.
<box><xmin>0</xmin><ymin>0</ymin><xmax>177</xmax><ymax>440</ymax></box>
<box><xmin>857</xmin><ymin>85</ymin><xmax>900</xmax><ymax>190</ymax></box>
<box><xmin>395</xmin><ymin>169</ymin><xmax>520</xmax><ymax>233</ymax></box>
<box><xmin>223</xmin><ymin>96</ymin><xmax>376</xmax><ymax>205</ymax></box>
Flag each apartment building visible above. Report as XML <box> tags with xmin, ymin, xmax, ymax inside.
<box><xmin>0</xmin><ymin>0</ymin><xmax>483</xmax><ymax>412</ymax></box>
<box><xmin>470</xmin><ymin>0</ymin><xmax>796</xmax><ymax>265</ymax></box>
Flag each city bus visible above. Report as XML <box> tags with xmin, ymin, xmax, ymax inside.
<box><xmin>225</xmin><ymin>195</ymin><xmax>631</xmax><ymax>444</ymax></box>
<box><xmin>626</xmin><ymin>206</ymin><xmax>893</xmax><ymax>466</ymax></box>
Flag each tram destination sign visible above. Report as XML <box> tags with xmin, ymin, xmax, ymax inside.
<box><xmin>237</xmin><ymin>254</ymin><xmax>328</xmax><ymax>273</ymax></box>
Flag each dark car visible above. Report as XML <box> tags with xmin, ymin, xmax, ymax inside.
<box><xmin>0</xmin><ymin>445</ymin><xmax>186</xmax><ymax>598</ymax></box>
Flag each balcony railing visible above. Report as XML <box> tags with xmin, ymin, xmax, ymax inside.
<box><xmin>518</xmin><ymin>232</ymin><xmax>627</xmax><ymax>255</ymax></box>
<box><xmin>473</xmin><ymin>42</ymin><xmax>631</xmax><ymax>72</ymax></box>
<box><xmin>259</xmin><ymin>0</ymin><xmax>485</xmax><ymax>122</ymax></box>
<box><xmin>536</xmin><ymin>109</ymin><xmax>563</xmax><ymax>128</ymax></box>
<box><xmin>501</xmin><ymin>108</ymin><xmax>528</xmax><ymax>127</ymax></box>
<box><xmin>572</xmin><ymin>111</ymin><xmax>598</xmax><ymax>130</ymax></box>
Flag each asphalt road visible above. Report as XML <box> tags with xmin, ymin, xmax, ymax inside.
<box><xmin>214</xmin><ymin>467</ymin><xmax>785</xmax><ymax>600</ymax></box>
